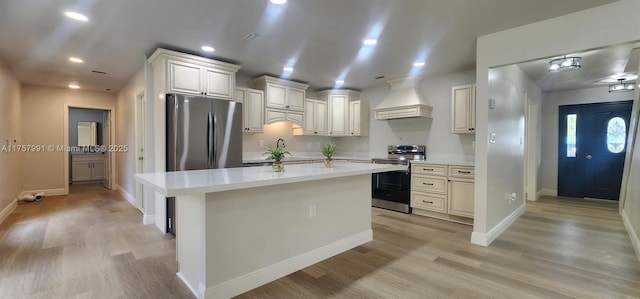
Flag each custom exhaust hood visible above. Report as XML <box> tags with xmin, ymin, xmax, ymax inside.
<box><xmin>374</xmin><ymin>77</ymin><xmax>433</xmax><ymax>120</ymax></box>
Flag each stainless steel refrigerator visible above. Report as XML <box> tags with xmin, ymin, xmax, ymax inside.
<box><xmin>166</xmin><ymin>93</ymin><xmax>243</xmax><ymax>234</ymax></box>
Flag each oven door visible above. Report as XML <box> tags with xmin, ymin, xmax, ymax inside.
<box><xmin>372</xmin><ymin>170</ymin><xmax>410</xmax><ymax>205</ymax></box>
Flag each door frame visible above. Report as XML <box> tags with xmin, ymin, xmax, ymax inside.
<box><xmin>524</xmin><ymin>96</ymin><xmax>541</xmax><ymax>201</ymax></box>
<box><xmin>63</xmin><ymin>104</ymin><xmax>117</xmax><ymax>194</ymax></box>
<box><xmin>620</xmin><ymin>101</ymin><xmax>640</xmax><ymax>212</ymax></box>
<box><xmin>135</xmin><ymin>91</ymin><xmax>146</xmax><ymax>212</ymax></box>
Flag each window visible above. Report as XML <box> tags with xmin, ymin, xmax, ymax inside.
<box><xmin>566</xmin><ymin>114</ymin><xmax>577</xmax><ymax>157</ymax></box>
<box><xmin>607</xmin><ymin>117</ymin><xmax>626</xmax><ymax>153</ymax></box>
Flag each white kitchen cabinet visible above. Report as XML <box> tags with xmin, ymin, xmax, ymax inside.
<box><xmin>317</xmin><ymin>89</ymin><xmax>361</xmax><ymax>137</ymax></box>
<box><xmin>295</xmin><ymin>99</ymin><xmax>327</xmax><ymax>135</ymax></box>
<box><xmin>150</xmin><ymin>48</ymin><xmax>241</xmax><ymax>100</ymax></box>
<box><xmin>348</xmin><ymin>100</ymin><xmax>369</xmax><ymax>136</ymax></box>
<box><xmin>253</xmin><ymin>75</ymin><xmax>309</xmax><ymax>112</ymax></box>
<box><xmin>235</xmin><ymin>88</ymin><xmax>264</xmax><ymax>132</ymax></box>
<box><xmin>448</xmin><ymin>178</ymin><xmax>474</xmax><ymax>218</ymax></box>
<box><xmin>71</xmin><ymin>154</ymin><xmax>105</xmax><ymax>182</ymax></box>
<box><xmin>410</xmin><ymin>163</ymin><xmax>474</xmax><ymax>224</ymax></box>
<box><xmin>451</xmin><ymin>84</ymin><xmax>476</xmax><ymax>134</ymax></box>
<box><xmin>265</xmin><ymin>109</ymin><xmax>303</xmax><ymax>126</ymax></box>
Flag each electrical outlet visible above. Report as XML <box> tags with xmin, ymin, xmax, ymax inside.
<box><xmin>510</xmin><ymin>193</ymin><xmax>517</xmax><ymax>201</ymax></box>
<box><xmin>309</xmin><ymin>205</ymin><xmax>317</xmax><ymax>218</ymax></box>
<box><xmin>259</xmin><ymin>140</ymin><xmax>264</xmax><ymax>147</ymax></box>
<box><xmin>316</xmin><ymin>142</ymin><xmax>321</xmax><ymax>148</ymax></box>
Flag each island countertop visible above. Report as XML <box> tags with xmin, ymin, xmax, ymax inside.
<box><xmin>135</xmin><ymin>162</ymin><xmax>405</xmax><ymax>197</ymax></box>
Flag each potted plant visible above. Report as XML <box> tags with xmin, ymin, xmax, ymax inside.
<box><xmin>321</xmin><ymin>142</ymin><xmax>336</xmax><ymax>168</ymax></box>
<box><xmin>263</xmin><ymin>143</ymin><xmax>291</xmax><ymax>172</ymax></box>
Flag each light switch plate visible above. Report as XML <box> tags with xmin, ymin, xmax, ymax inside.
<box><xmin>489</xmin><ymin>133</ymin><xmax>496</xmax><ymax>144</ymax></box>
<box><xmin>489</xmin><ymin>98</ymin><xmax>496</xmax><ymax>109</ymax></box>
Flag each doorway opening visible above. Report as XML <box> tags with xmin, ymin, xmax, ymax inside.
<box><xmin>558</xmin><ymin>101</ymin><xmax>633</xmax><ymax>200</ymax></box>
<box><xmin>64</xmin><ymin>105</ymin><xmax>116</xmax><ymax>195</ymax></box>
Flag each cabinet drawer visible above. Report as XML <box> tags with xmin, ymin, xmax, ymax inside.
<box><xmin>411</xmin><ymin>176</ymin><xmax>447</xmax><ymax>193</ymax></box>
<box><xmin>411</xmin><ymin>191</ymin><xmax>446</xmax><ymax>213</ymax></box>
<box><xmin>412</xmin><ymin>164</ymin><xmax>447</xmax><ymax>176</ymax></box>
<box><xmin>449</xmin><ymin>166</ymin><xmax>474</xmax><ymax>179</ymax></box>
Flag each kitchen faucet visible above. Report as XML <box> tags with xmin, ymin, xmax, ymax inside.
<box><xmin>277</xmin><ymin>138</ymin><xmax>285</xmax><ymax>149</ymax></box>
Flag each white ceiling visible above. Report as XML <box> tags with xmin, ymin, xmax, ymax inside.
<box><xmin>0</xmin><ymin>0</ymin><xmax>616</xmax><ymax>93</ymax></box>
<box><xmin>518</xmin><ymin>43</ymin><xmax>639</xmax><ymax>93</ymax></box>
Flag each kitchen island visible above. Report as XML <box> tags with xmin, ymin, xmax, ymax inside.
<box><xmin>135</xmin><ymin>162</ymin><xmax>405</xmax><ymax>299</ymax></box>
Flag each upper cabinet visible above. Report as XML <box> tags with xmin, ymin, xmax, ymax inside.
<box><xmin>253</xmin><ymin>76</ymin><xmax>309</xmax><ymax>126</ymax></box>
<box><xmin>235</xmin><ymin>88</ymin><xmax>264</xmax><ymax>133</ymax></box>
<box><xmin>349</xmin><ymin>100</ymin><xmax>369</xmax><ymax>136</ymax></box>
<box><xmin>316</xmin><ymin>90</ymin><xmax>366</xmax><ymax>137</ymax></box>
<box><xmin>150</xmin><ymin>48</ymin><xmax>241</xmax><ymax>100</ymax></box>
<box><xmin>253</xmin><ymin>76</ymin><xmax>308</xmax><ymax>112</ymax></box>
<box><xmin>451</xmin><ymin>84</ymin><xmax>476</xmax><ymax>134</ymax></box>
<box><xmin>294</xmin><ymin>99</ymin><xmax>327</xmax><ymax>136</ymax></box>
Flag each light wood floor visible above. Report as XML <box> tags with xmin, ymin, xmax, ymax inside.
<box><xmin>1</xmin><ymin>188</ymin><xmax>638</xmax><ymax>298</ymax></box>
<box><xmin>0</xmin><ymin>184</ymin><xmax>193</xmax><ymax>298</ymax></box>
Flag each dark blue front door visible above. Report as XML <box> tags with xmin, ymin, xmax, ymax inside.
<box><xmin>558</xmin><ymin>101</ymin><xmax>633</xmax><ymax>200</ymax></box>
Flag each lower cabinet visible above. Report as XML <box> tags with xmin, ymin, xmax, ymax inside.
<box><xmin>72</xmin><ymin>155</ymin><xmax>105</xmax><ymax>182</ymax></box>
<box><xmin>410</xmin><ymin>163</ymin><xmax>474</xmax><ymax>224</ymax></box>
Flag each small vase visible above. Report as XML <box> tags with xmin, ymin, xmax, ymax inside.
<box><xmin>324</xmin><ymin>158</ymin><xmax>332</xmax><ymax>168</ymax></box>
<box><xmin>273</xmin><ymin>161</ymin><xmax>284</xmax><ymax>172</ymax></box>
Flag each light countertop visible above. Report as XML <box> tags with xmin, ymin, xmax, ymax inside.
<box><xmin>135</xmin><ymin>163</ymin><xmax>405</xmax><ymax>197</ymax></box>
<box><xmin>410</xmin><ymin>160</ymin><xmax>475</xmax><ymax>167</ymax></box>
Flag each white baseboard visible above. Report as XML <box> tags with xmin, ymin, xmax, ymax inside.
<box><xmin>202</xmin><ymin>229</ymin><xmax>373</xmax><ymax>299</ymax></box>
<box><xmin>535</xmin><ymin>190</ymin><xmax>543</xmax><ymax>201</ymax></box>
<box><xmin>0</xmin><ymin>198</ymin><xmax>17</xmax><ymax>225</ymax></box>
<box><xmin>20</xmin><ymin>188</ymin><xmax>66</xmax><ymax>197</ymax></box>
<box><xmin>143</xmin><ymin>214</ymin><xmax>155</xmax><ymax>225</ymax></box>
<box><xmin>177</xmin><ymin>272</ymin><xmax>203</xmax><ymax>299</ymax></box>
<box><xmin>471</xmin><ymin>203</ymin><xmax>526</xmax><ymax>246</ymax></box>
<box><xmin>540</xmin><ymin>189</ymin><xmax>558</xmax><ymax>197</ymax></box>
<box><xmin>116</xmin><ymin>184</ymin><xmax>137</xmax><ymax>208</ymax></box>
<box><xmin>621</xmin><ymin>209</ymin><xmax>640</xmax><ymax>262</ymax></box>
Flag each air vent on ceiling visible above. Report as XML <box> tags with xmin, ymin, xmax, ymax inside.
<box><xmin>244</xmin><ymin>33</ymin><xmax>261</xmax><ymax>41</ymax></box>
<box><xmin>92</xmin><ymin>70</ymin><xmax>107</xmax><ymax>75</ymax></box>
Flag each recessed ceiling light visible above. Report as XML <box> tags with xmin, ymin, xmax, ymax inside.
<box><xmin>363</xmin><ymin>39</ymin><xmax>378</xmax><ymax>46</ymax></box>
<box><xmin>270</xmin><ymin>0</ymin><xmax>287</xmax><ymax>4</ymax></box>
<box><xmin>64</xmin><ymin>11</ymin><xmax>89</xmax><ymax>22</ymax></box>
<box><xmin>283</xmin><ymin>66</ymin><xmax>294</xmax><ymax>72</ymax></box>
<box><xmin>201</xmin><ymin>46</ymin><xmax>215</xmax><ymax>52</ymax></box>
<box><xmin>68</xmin><ymin>57</ymin><xmax>84</xmax><ymax>63</ymax></box>
<box><xmin>335</xmin><ymin>80</ymin><xmax>345</xmax><ymax>84</ymax></box>
<box><xmin>413</xmin><ymin>61</ymin><xmax>425</xmax><ymax>67</ymax></box>
<box><xmin>68</xmin><ymin>82</ymin><xmax>80</xmax><ymax>89</ymax></box>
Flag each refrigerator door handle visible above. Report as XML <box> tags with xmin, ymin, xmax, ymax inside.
<box><xmin>207</xmin><ymin>112</ymin><xmax>213</xmax><ymax>168</ymax></box>
<box><xmin>211</xmin><ymin>113</ymin><xmax>217</xmax><ymax>168</ymax></box>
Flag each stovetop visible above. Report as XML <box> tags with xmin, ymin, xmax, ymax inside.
<box><xmin>371</xmin><ymin>145</ymin><xmax>426</xmax><ymax>165</ymax></box>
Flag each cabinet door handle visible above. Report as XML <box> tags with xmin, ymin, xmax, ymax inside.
<box><xmin>285</xmin><ymin>105</ymin><xmax>290</xmax><ymax>108</ymax></box>
<box><xmin>422</xmin><ymin>200</ymin><xmax>434</xmax><ymax>204</ymax></box>
<box><xmin>422</xmin><ymin>168</ymin><xmax>434</xmax><ymax>171</ymax></box>
<box><xmin>457</xmin><ymin>171</ymin><xmax>471</xmax><ymax>174</ymax></box>
<box><xmin>422</xmin><ymin>182</ymin><xmax>434</xmax><ymax>186</ymax></box>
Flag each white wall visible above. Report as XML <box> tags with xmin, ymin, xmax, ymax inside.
<box><xmin>20</xmin><ymin>85</ymin><xmax>116</xmax><ymax>193</ymax></box>
<box><xmin>115</xmin><ymin>69</ymin><xmax>145</xmax><ymax>201</ymax></box>
<box><xmin>338</xmin><ymin>70</ymin><xmax>476</xmax><ymax>160</ymax></box>
<box><xmin>474</xmin><ymin>0</ymin><xmax>640</xmax><ymax>245</ymax></box>
<box><xmin>540</xmin><ymin>87</ymin><xmax>634</xmax><ymax>193</ymax></box>
<box><xmin>0</xmin><ymin>58</ymin><xmax>22</xmax><ymax>217</ymax></box>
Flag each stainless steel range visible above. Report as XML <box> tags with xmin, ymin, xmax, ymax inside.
<box><xmin>371</xmin><ymin>145</ymin><xmax>426</xmax><ymax>213</ymax></box>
